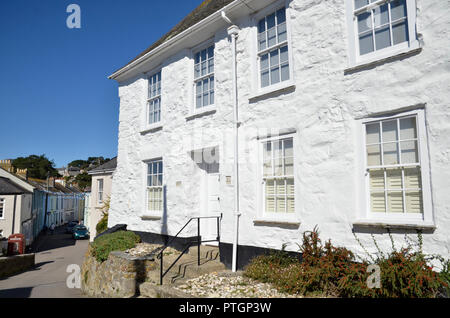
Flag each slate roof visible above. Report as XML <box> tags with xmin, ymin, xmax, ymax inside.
<box><xmin>88</xmin><ymin>157</ymin><xmax>117</xmax><ymax>174</ymax></box>
<box><xmin>0</xmin><ymin>177</ymin><xmax>32</xmax><ymax>195</ymax></box>
<box><xmin>114</xmin><ymin>0</ymin><xmax>234</xmax><ymax>73</ymax></box>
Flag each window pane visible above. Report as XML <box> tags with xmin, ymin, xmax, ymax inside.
<box><xmin>274</xmin><ymin>157</ymin><xmax>283</xmax><ymax>176</ymax></box>
<box><xmin>400</xmin><ymin>141</ymin><xmax>419</xmax><ymax>164</ymax></box>
<box><xmin>260</xmin><ymin>53</ymin><xmax>269</xmax><ymax>70</ymax></box>
<box><xmin>196</xmin><ymin>95</ymin><xmax>202</xmax><ymax>108</ymax></box>
<box><xmin>281</xmin><ymin>63</ymin><xmax>290</xmax><ymax>82</ymax></box>
<box><xmin>270</xmin><ymin>49</ymin><xmax>279</xmax><ymax>67</ymax></box>
<box><xmin>358</xmin><ymin>12</ymin><xmax>372</xmax><ymax>33</ymax></box>
<box><xmin>210</xmin><ymin>91</ymin><xmax>214</xmax><ymax>105</ymax></box>
<box><xmin>208</xmin><ymin>59</ymin><xmax>214</xmax><ymax>74</ymax></box>
<box><xmin>277</xmin><ymin>22</ymin><xmax>287</xmax><ymax>43</ymax></box>
<box><xmin>201</xmin><ymin>49</ymin><xmax>207</xmax><ymax>62</ymax></box>
<box><xmin>196</xmin><ymin>81</ymin><xmax>202</xmax><ymax>95</ymax></box>
<box><xmin>264</xmin><ymin>142</ymin><xmax>272</xmax><ymax>159</ymax></box>
<box><xmin>263</xmin><ymin>160</ymin><xmax>272</xmax><ymax>176</ymax></box>
<box><xmin>359</xmin><ymin>33</ymin><xmax>374</xmax><ymax>55</ymax></box>
<box><xmin>271</xmin><ymin>67</ymin><xmax>280</xmax><ymax>85</ymax></box>
<box><xmin>400</xmin><ymin>117</ymin><xmax>417</xmax><ymax>140</ymax></box>
<box><xmin>201</xmin><ymin>61</ymin><xmax>207</xmax><ymax>76</ymax></box>
<box><xmin>276</xmin><ymin>8</ymin><xmax>286</xmax><ymax>24</ymax></box>
<box><xmin>203</xmin><ymin>93</ymin><xmax>209</xmax><ymax>107</ymax></box>
<box><xmin>276</xmin><ymin>197</ymin><xmax>286</xmax><ymax>213</ymax></box>
<box><xmin>158</xmin><ymin>161</ymin><xmax>163</xmax><ymax>174</ymax></box>
<box><xmin>261</xmin><ymin>70</ymin><xmax>270</xmax><ymax>87</ymax></box>
<box><xmin>386</xmin><ymin>168</ymin><xmax>402</xmax><ymax>189</ymax></box>
<box><xmin>391</xmin><ymin>0</ymin><xmax>407</xmax><ymax>21</ymax></box>
<box><xmin>268</xmin><ymin>27</ymin><xmax>277</xmax><ymax>47</ymax></box>
<box><xmin>258</xmin><ymin>32</ymin><xmax>267</xmax><ymax>51</ymax></box>
<box><xmin>207</xmin><ymin>46</ymin><xmax>214</xmax><ymax>58</ymax></box>
<box><xmin>387</xmin><ymin>191</ymin><xmax>404</xmax><ymax>213</ymax></box>
<box><xmin>287</xmin><ymin>196</ymin><xmax>295</xmax><ymax>213</ymax></box>
<box><xmin>276</xmin><ymin>180</ymin><xmax>286</xmax><ymax>196</ymax></box>
<box><xmin>284</xmin><ymin>138</ymin><xmax>293</xmax><ymax>157</ymax></box>
<box><xmin>367</xmin><ymin>145</ymin><xmax>381</xmax><ymax>166</ymax></box>
<box><xmin>280</xmin><ymin>46</ymin><xmax>289</xmax><ymax>63</ymax></box>
<box><xmin>266</xmin><ymin>180</ymin><xmax>275</xmax><ymax>195</ymax></box>
<box><xmin>355</xmin><ymin>0</ymin><xmax>369</xmax><ymax>10</ymax></box>
<box><xmin>258</xmin><ymin>18</ymin><xmax>266</xmax><ymax>33</ymax></box>
<box><xmin>267</xmin><ymin>13</ymin><xmax>275</xmax><ymax>29</ymax></box>
<box><xmin>195</xmin><ymin>52</ymin><xmax>200</xmax><ymax>64</ymax></box>
<box><xmin>369</xmin><ymin>169</ymin><xmax>385</xmax><ymax>190</ymax></box>
<box><xmin>405</xmin><ymin>191</ymin><xmax>423</xmax><ymax>213</ymax></box>
<box><xmin>366</xmin><ymin>123</ymin><xmax>380</xmax><ymax>144</ymax></box>
<box><xmin>194</xmin><ymin>64</ymin><xmax>200</xmax><ymax>78</ymax></box>
<box><xmin>382</xmin><ymin>120</ymin><xmax>398</xmax><ymax>142</ymax></box>
<box><xmin>373</xmin><ymin>4</ymin><xmax>389</xmax><ymax>27</ymax></box>
<box><xmin>383</xmin><ymin>142</ymin><xmax>399</xmax><ymax>165</ymax></box>
<box><xmin>266</xmin><ymin>196</ymin><xmax>275</xmax><ymax>213</ymax></box>
<box><xmin>371</xmin><ymin>192</ymin><xmax>386</xmax><ymax>213</ymax></box>
<box><xmin>375</xmin><ymin>26</ymin><xmax>391</xmax><ymax>50</ymax></box>
<box><xmin>287</xmin><ymin>178</ymin><xmax>294</xmax><ymax>195</ymax></box>
<box><xmin>392</xmin><ymin>20</ymin><xmax>409</xmax><ymax>45</ymax></box>
<box><xmin>404</xmin><ymin>167</ymin><xmax>421</xmax><ymax>189</ymax></box>
<box><xmin>284</xmin><ymin>156</ymin><xmax>293</xmax><ymax>175</ymax></box>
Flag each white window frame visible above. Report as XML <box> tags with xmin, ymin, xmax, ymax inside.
<box><xmin>356</xmin><ymin>108</ymin><xmax>433</xmax><ymax>226</ymax></box>
<box><xmin>250</xmin><ymin>0</ymin><xmax>295</xmax><ymax>99</ymax></box>
<box><xmin>0</xmin><ymin>198</ymin><xmax>5</xmax><ymax>219</ymax></box>
<box><xmin>256</xmin><ymin>133</ymin><xmax>299</xmax><ymax>223</ymax></box>
<box><xmin>188</xmin><ymin>39</ymin><xmax>217</xmax><ymax>117</ymax></box>
<box><xmin>144</xmin><ymin>158</ymin><xmax>164</xmax><ymax>216</ymax></box>
<box><xmin>97</xmin><ymin>179</ymin><xmax>104</xmax><ymax>205</ymax></box>
<box><xmin>193</xmin><ymin>42</ymin><xmax>215</xmax><ymax>111</ymax></box>
<box><xmin>345</xmin><ymin>0</ymin><xmax>420</xmax><ymax>68</ymax></box>
<box><xmin>142</xmin><ymin>68</ymin><xmax>163</xmax><ymax>132</ymax></box>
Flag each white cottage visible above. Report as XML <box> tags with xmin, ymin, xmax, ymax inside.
<box><xmin>108</xmin><ymin>0</ymin><xmax>450</xmax><ymax>269</ymax></box>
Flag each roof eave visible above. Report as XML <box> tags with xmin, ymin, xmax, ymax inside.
<box><xmin>108</xmin><ymin>0</ymin><xmax>242</xmax><ymax>81</ymax></box>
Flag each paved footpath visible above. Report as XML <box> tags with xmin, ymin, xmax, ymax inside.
<box><xmin>0</xmin><ymin>226</ymin><xmax>89</xmax><ymax>298</ymax></box>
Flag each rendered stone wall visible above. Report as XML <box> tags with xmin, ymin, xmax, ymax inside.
<box><xmin>81</xmin><ymin>246</ymin><xmax>156</xmax><ymax>298</ymax></box>
<box><xmin>109</xmin><ymin>0</ymin><xmax>450</xmax><ymax>264</ymax></box>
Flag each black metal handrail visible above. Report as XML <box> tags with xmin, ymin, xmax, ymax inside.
<box><xmin>157</xmin><ymin>214</ymin><xmax>222</xmax><ymax>285</ymax></box>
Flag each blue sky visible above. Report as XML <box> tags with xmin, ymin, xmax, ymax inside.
<box><xmin>0</xmin><ymin>0</ymin><xmax>201</xmax><ymax>167</ymax></box>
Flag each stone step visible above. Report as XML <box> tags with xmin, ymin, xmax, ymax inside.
<box><xmin>145</xmin><ymin>245</ymin><xmax>225</xmax><ymax>286</ymax></box>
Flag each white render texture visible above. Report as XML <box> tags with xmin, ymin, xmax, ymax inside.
<box><xmin>109</xmin><ymin>0</ymin><xmax>450</xmax><ymax>261</ymax></box>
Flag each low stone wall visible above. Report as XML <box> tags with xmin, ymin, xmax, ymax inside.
<box><xmin>81</xmin><ymin>246</ymin><xmax>157</xmax><ymax>298</ymax></box>
<box><xmin>0</xmin><ymin>254</ymin><xmax>35</xmax><ymax>279</ymax></box>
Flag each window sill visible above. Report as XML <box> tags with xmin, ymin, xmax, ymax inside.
<box><xmin>253</xmin><ymin>217</ymin><xmax>300</xmax><ymax>228</ymax></box>
<box><xmin>140</xmin><ymin>123</ymin><xmax>163</xmax><ymax>135</ymax></box>
<box><xmin>353</xmin><ymin>219</ymin><xmax>436</xmax><ymax>231</ymax></box>
<box><xmin>140</xmin><ymin>213</ymin><xmax>162</xmax><ymax>221</ymax></box>
<box><xmin>185</xmin><ymin>107</ymin><xmax>216</xmax><ymax>121</ymax></box>
<box><xmin>249</xmin><ymin>81</ymin><xmax>296</xmax><ymax>102</ymax></box>
<box><xmin>345</xmin><ymin>42</ymin><xmax>422</xmax><ymax>74</ymax></box>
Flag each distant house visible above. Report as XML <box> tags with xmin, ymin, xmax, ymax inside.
<box><xmin>0</xmin><ymin>177</ymin><xmax>33</xmax><ymax>241</ymax></box>
<box><xmin>0</xmin><ymin>167</ymin><xmax>86</xmax><ymax>245</ymax></box>
<box><xmin>86</xmin><ymin>157</ymin><xmax>117</xmax><ymax>240</ymax></box>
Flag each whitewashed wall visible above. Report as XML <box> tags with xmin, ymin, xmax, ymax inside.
<box><xmin>109</xmin><ymin>0</ymin><xmax>450</xmax><ymax>261</ymax></box>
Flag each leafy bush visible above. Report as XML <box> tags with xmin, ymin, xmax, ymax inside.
<box><xmin>244</xmin><ymin>228</ymin><xmax>448</xmax><ymax>298</ymax></box>
<box><xmin>96</xmin><ymin>214</ymin><xmax>108</xmax><ymax>235</ymax></box>
<box><xmin>90</xmin><ymin>231</ymin><xmax>141</xmax><ymax>262</ymax></box>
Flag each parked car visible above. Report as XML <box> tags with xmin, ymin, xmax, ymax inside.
<box><xmin>73</xmin><ymin>225</ymin><xmax>89</xmax><ymax>240</ymax></box>
<box><xmin>66</xmin><ymin>221</ymin><xmax>79</xmax><ymax>234</ymax></box>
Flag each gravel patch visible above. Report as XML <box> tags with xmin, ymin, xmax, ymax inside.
<box><xmin>174</xmin><ymin>271</ymin><xmax>302</xmax><ymax>298</ymax></box>
<box><xmin>124</xmin><ymin>243</ymin><xmax>180</xmax><ymax>258</ymax></box>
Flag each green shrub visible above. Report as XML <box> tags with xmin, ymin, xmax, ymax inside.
<box><xmin>244</xmin><ymin>228</ymin><xmax>448</xmax><ymax>298</ymax></box>
<box><xmin>90</xmin><ymin>231</ymin><xmax>141</xmax><ymax>262</ymax></box>
<box><xmin>96</xmin><ymin>214</ymin><xmax>108</xmax><ymax>235</ymax></box>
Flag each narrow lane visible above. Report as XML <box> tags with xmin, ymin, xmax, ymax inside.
<box><xmin>0</xmin><ymin>226</ymin><xmax>89</xmax><ymax>298</ymax></box>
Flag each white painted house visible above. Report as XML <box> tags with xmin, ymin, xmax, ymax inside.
<box><xmin>108</xmin><ymin>0</ymin><xmax>450</xmax><ymax>269</ymax></box>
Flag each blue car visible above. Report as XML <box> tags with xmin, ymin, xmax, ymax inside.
<box><xmin>72</xmin><ymin>225</ymin><xmax>90</xmax><ymax>240</ymax></box>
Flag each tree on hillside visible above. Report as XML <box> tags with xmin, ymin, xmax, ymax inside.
<box><xmin>74</xmin><ymin>172</ymin><xmax>91</xmax><ymax>191</ymax></box>
<box><xmin>68</xmin><ymin>157</ymin><xmax>111</xmax><ymax>171</ymax></box>
<box><xmin>12</xmin><ymin>155</ymin><xmax>60</xmax><ymax>180</ymax></box>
